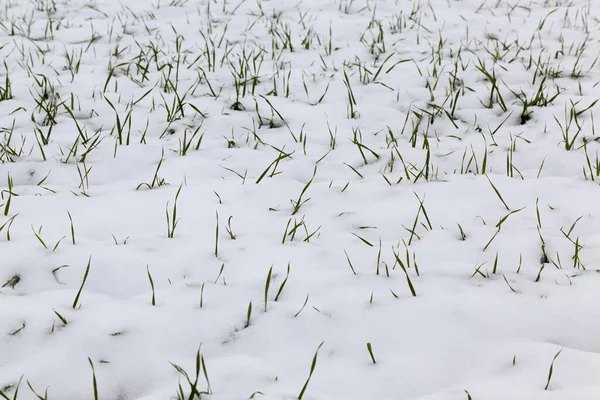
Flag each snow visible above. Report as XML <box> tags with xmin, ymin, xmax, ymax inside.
<box><xmin>1</xmin><ymin>0</ymin><xmax>600</xmax><ymax>399</ymax></box>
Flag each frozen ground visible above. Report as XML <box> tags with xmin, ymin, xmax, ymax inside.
<box><xmin>1</xmin><ymin>0</ymin><xmax>600</xmax><ymax>398</ymax></box>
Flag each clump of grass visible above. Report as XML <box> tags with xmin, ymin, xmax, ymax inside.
<box><xmin>402</xmin><ymin>193</ymin><xmax>432</xmax><ymax>245</ymax></box>
<box><xmin>342</xmin><ymin>69</ymin><xmax>358</xmax><ymax>119</ymax></box>
<box><xmin>166</xmin><ymin>184</ymin><xmax>183</xmax><ymax>239</ymax></box>
<box><xmin>475</xmin><ymin>58</ymin><xmax>507</xmax><ymax>111</ymax></box>
<box><xmin>26</xmin><ymin>380</ymin><xmax>49</xmax><ymax>400</ymax></box>
<box><xmin>2</xmin><ymin>274</ymin><xmax>20</xmax><ymax>289</ymax></box>
<box><xmin>137</xmin><ymin>148</ymin><xmax>167</xmax><ymax>190</ymax></box>
<box><xmin>0</xmin><ymin>214</ymin><xmax>17</xmax><ymax>241</ymax></box>
<box><xmin>0</xmin><ymin>375</ymin><xmax>22</xmax><ymax>399</ymax></box>
<box><xmin>555</xmin><ymin>100</ymin><xmax>597</xmax><ymax>151</ymax></box>
<box><xmin>291</xmin><ymin>167</ymin><xmax>317</xmax><ymax>215</ymax></box>
<box><xmin>0</xmin><ymin>61</ymin><xmax>13</xmax><ymax>101</ymax></box>
<box><xmin>170</xmin><ymin>347</ymin><xmax>212</xmax><ymax>399</ymax></box>
<box><xmin>31</xmin><ymin>225</ymin><xmax>48</xmax><ymax>249</ymax></box>
<box><xmin>2</xmin><ymin>173</ymin><xmax>17</xmax><ymax>216</ymax></box>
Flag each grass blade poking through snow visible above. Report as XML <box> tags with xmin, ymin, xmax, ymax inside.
<box><xmin>351</xmin><ymin>232</ymin><xmax>373</xmax><ymax>247</ymax></box>
<box><xmin>72</xmin><ymin>256</ymin><xmax>92</xmax><ymax>309</ymax></box>
<box><xmin>503</xmin><ymin>275</ymin><xmax>517</xmax><ymax>293</ymax></box>
<box><xmin>393</xmin><ymin>249</ymin><xmax>417</xmax><ymax>296</ymax></box>
<box><xmin>54</xmin><ymin>309</ymin><xmax>68</xmax><ymax>326</ymax></box>
<box><xmin>544</xmin><ymin>349</ymin><xmax>563</xmax><ymax>390</ymax></box>
<box><xmin>225</xmin><ymin>216</ymin><xmax>236</xmax><ymax>239</ymax></box>
<box><xmin>214</xmin><ymin>210</ymin><xmax>219</xmax><ymax>257</ymax></box>
<box><xmin>166</xmin><ymin>184</ymin><xmax>183</xmax><ymax>239</ymax></box>
<box><xmin>67</xmin><ymin>211</ymin><xmax>76</xmax><ymax>244</ymax></box>
<box><xmin>294</xmin><ymin>295</ymin><xmax>310</xmax><ymax>317</ymax></box>
<box><xmin>26</xmin><ymin>380</ymin><xmax>49</xmax><ymax>400</ymax></box>
<box><xmin>147</xmin><ymin>265</ymin><xmax>156</xmax><ymax>306</ymax></box>
<box><xmin>264</xmin><ymin>265</ymin><xmax>273</xmax><ymax>312</ymax></box>
<box><xmin>169</xmin><ymin>347</ymin><xmax>208</xmax><ymax>399</ymax></box>
<box><xmin>201</xmin><ymin>353</ymin><xmax>212</xmax><ymax>395</ymax></box>
<box><xmin>298</xmin><ymin>341</ymin><xmax>325</xmax><ymax>400</ymax></box>
<box><xmin>344</xmin><ymin>250</ymin><xmax>357</xmax><ymax>275</ymax></box>
<box><xmin>366</xmin><ymin>343</ymin><xmax>377</xmax><ymax>364</ymax></box>
<box><xmin>0</xmin><ymin>375</ymin><xmax>22</xmax><ymax>400</ymax></box>
<box><xmin>31</xmin><ymin>225</ymin><xmax>48</xmax><ymax>249</ymax></box>
<box><xmin>291</xmin><ymin>167</ymin><xmax>317</xmax><ymax>215</ymax></box>
<box><xmin>245</xmin><ymin>301</ymin><xmax>252</xmax><ymax>328</ymax></box>
<box><xmin>274</xmin><ymin>262</ymin><xmax>291</xmax><ymax>301</ymax></box>
<box><xmin>199</xmin><ymin>282</ymin><xmax>205</xmax><ymax>308</ymax></box>
<box><xmin>3</xmin><ymin>274</ymin><xmax>21</xmax><ymax>289</ymax></box>
<box><xmin>89</xmin><ymin>358</ymin><xmax>99</xmax><ymax>400</ymax></box>
<box><xmin>485</xmin><ymin>175</ymin><xmax>510</xmax><ymax>211</ymax></box>
<box><xmin>2</xmin><ymin>173</ymin><xmax>16</xmax><ymax>216</ymax></box>
<box><xmin>0</xmin><ymin>214</ymin><xmax>17</xmax><ymax>241</ymax></box>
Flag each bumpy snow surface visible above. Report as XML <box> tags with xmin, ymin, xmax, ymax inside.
<box><xmin>1</xmin><ymin>0</ymin><xmax>600</xmax><ymax>399</ymax></box>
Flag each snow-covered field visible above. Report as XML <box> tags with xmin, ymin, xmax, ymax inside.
<box><xmin>1</xmin><ymin>0</ymin><xmax>600</xmax><ymax>398</ymax></box>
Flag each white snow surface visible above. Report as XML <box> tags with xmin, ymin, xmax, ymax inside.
<box><xmin>1</xmin><ymin>0</ymin><xmax>600</xmax><ymax>399</ymax></box>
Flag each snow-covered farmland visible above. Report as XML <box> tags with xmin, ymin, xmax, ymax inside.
<box><xmin>1</xmin><ymin>0</ymin><xmax>600</xmax><ymax>399</ymax></box>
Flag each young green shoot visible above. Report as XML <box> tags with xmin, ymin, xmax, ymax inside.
<box><xmin>274</xmin><ymin>263</ymin><xmax>291</xmax><ymax>301</ymax></box>
<box><xmin>245</xmin><ymin>301</ymin><xmax>252</xmax><ymax>328</ymax></box>
<box><xmin>294</xmin><ymin>295</ymin><xmax>310</xmax><ymax>317</ymax></box>
<box><xmin>264</xmin><ymin>265</ymin><xmax>273</xmax><ymax>312</ymax></box>
<box><xmin>366</xmin><ymin>342</ymin><xmax>377</xmax><ymax>364</ymax></box>
<box><xmin>67</xmin><ymin>211</ymin><xmax>76</xmax><ymax>244</ymax></box>
<box><xmin>72</xmin><ymin>256</ymin><xmax>92</xmax><ymax>309</ymax></box>
<box><xmin>393</xmin><ymin>249</ymin><xmax>417</xmax><ymax>296</ymax></box>
<box><xmin>344</xmin><ymin>250</ymin><xmax>358</xmax><ymax>275</ymax></box>
<box><xmin>89</xmin><ymin>358</ymin><xmax>99</xmax><ymax>400</ymax></box>
<box><xmin>214</xmin><ymin>210</ymin><xmax>219</xmax><ymax>257</ymax></box>
<box><xmin>291</xmin><ymin>167</ymin><xmax>317</xmax><ymax>215</ymax></box>
<box><xmin>485</xmin><ymin>175</ymin><xmax>510</xmax><ymax>210</ymax></box>
<box><xmin>297</xmin><ymin>342</ymin><xmax>325</xmax><ymax>400</ymax></box>
<box><xmin>544</xmin><ymin>349</ymin><xmax>563</xmax><ymax>390</ymax></box>
<box><xmin>199</xmin><ymin>282</ymin><xmax>205</xmax><ymax>308</ymax></box>
<box><xmin>166</xmin><ymin>184</ymin><xmax>183</xmax><ymax>239</ymax></box>
<box><xmin>147</xmin><ymin>265</ymin><xmax>156</xmax><ymax>306</ymax></box>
